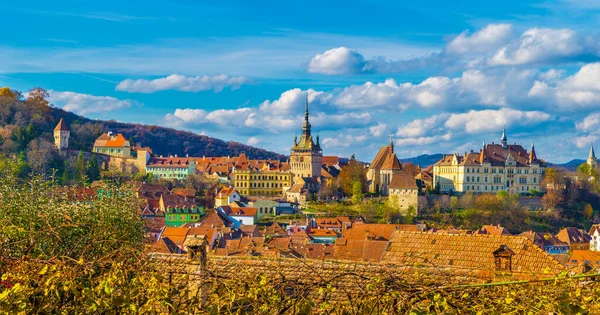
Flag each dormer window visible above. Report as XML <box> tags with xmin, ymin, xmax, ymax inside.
<box><xmin>493</xmin><ymin>245</ymin><xmax>515</xmax><ymax>272</ymax></box>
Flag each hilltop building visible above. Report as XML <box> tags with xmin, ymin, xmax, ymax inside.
<box><xmin>388</xmin><ymin>170</ymin><xmax>419</xmax><ymax>215</ymax></box>
<box><xmin>53</xmin><ymin>118</ymin><xmax>70</xmax><ymax>150</ymax></box>
<box><xmin>146</xmin><ymin>156</ymin><xmax>195</xmax><ymax>180</ymax></box>
<box><xmin>93</xmin><ymin>132</ymin><xmax>132</xmax><ymax>158</ymax></box>
<box><xmin>587</xmin><ymin>144</ymin><xmax>598</xmax><ymax>171</ymax></box>
<box><xmin>367</xmin><ymin>139</ymin><xmax>402</xmax><ymax>194</ymax></box>
<box><xmin>433</xmin><ymin>128</ymin><xmax>545</xmax><ymax>194</ymax></box>
<box><xmin>290</xmin><ymin>98</ymin><xmax>322</xmax><ymax>181</ymax></box>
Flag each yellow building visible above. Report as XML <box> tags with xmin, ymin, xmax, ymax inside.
<box><xmin>290</xmin><ymin>99</ymin><xmax>322</xmax><ymax>181</ymax></box>
<box><xmin>433</xmin><ymin>129</ymin><xmax>545</xmax><ymax>194</ymax></box>
<box><xmin>233</xmin><ymin>168</ymin><xmax>292</xmax><ymax>197</ymax></box>
<box><xmin>93</xmin><ymin>132</ymin><xmax>131</xmax><ymax>157</ymax></box>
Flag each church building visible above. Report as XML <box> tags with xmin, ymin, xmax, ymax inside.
<box><xmin>367</xmin><ymin>139</ymin><xmax>403</xmax><ymax>194</ymax></box>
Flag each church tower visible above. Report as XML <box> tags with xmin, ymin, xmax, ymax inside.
<box><xmin>290</xmin><ymin>96</ymin><xmax>322</xmax><ymax>180</ymax></box>
<box><xmin>501</xmin><ymin>126</ymin><xmax>508</xmax><ymax>149</ymax></box>
<box><xmin>588</xmin><ymin>144</ymin><xmax>598</xmax><ymax>170</ymax></box>
<box><xmin>54</xmin><ymin>118</ymin><xmax>70</xmax><ymax>150</ymax></box>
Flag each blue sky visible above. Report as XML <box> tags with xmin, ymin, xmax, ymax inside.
<box><xmin>3</xmin><ymin>0</ymin><xmax>600</xmax><ymax>162</ymax></box>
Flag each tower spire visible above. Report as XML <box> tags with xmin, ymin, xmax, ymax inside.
<box><xmin>590</xmin><ymin>143</ymin><xmax>596</xmax><ymax>159</ymax></box>
<box><xmin>389</xmin><ymin>134</ymin><xmax>394</xmax><ymax>153</ymax></box>
<box><xmin>501</xmin><ymin>125</ymin><xmax>507</xmax><ymax>149</ymax></box>
<box><xmin>302</xmin><ymin>92</ymin><xmax>311</xmax><ymax>137</ymax></box>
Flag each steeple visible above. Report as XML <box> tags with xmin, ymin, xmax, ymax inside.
<box><xmin>588</xmin><ymin>143</ymin><xmax>598</xmax><ymax>170</ymax></box>
<box><xmin>389</xmin><ymin>135</ymin><xmax>394</xmax><ymax>153</ymax></box>
<box><xmin>590</xmin><ymin>144</ymin><xmax>596</xmax><ymax>159</ymax></box>
<box><xmin>501</xmin><ymin>126</ymin><xmax>507</xmax><ymax>149</ymax></box>
<box><xmin>302</xmin><ymin>93</ymin><xmax>311</xmax><ymax>137</ymax></box>
<box><xmin>529</xmin><ymin>143</ymin><xmax>537</xmax><ymax>164</ymax></box>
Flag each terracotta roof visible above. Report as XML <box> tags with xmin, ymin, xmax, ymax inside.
<box><xmin>556</xmin><ymin>227</ymin><xmax>592</xmax><ymax>245</ymax></box>
<box><xmin>151</xmin><ymin>237</ymin><xmax>185</xmax><ymax>254</ymax></box>
<box><xmin>380</xmin><ymin>152</ymin><xmax>402</xmax><ymax>170</ymax></box>
<box><xmin>239</xmin><ymin>225</ymin><xmax>262</xmax><ymax>237</ymax></box>
<box><xmin>54</xmin><ymin>118</ymin><xmax>68</xmax><ymax>131</ymax></box>
<box><xmin>308</xmin><ymin>229</ymin><xmax>338</xmax><ymax>237</ymax></box>
<box><xmin>160</xmin><ymin>194</ymin><xmax>197</xmax><ymax>209</ymax></box>
<box><xmin>369</xmin><ymin>145</ymin><xmax>393</xmax><ymax>170</ymax></box>
<box><xmin>290</xmin><ymin>230</ymin><xmax>310</xmax><ymax>244</ymax></box>
<box><xmin>382</xmin><ymin>231</ymin><xmax>567</xmax><ymax>276</ymax></box>
<box><xmin>137</xmin><ymin>184</ymin><xmax>169</xmax><ymax>194</ymax></box>
<box><xmin>265</xmin><ymin>236</ymin><xmax>292</xmax><ymax>250</ymax></box>
<box><xmin>160</xmin><ymin>227</ymin><xmax>190</xmax><ymax>247</ymax></box>
<box><xmin>224</xmin><ymin>207</ymin><xmax>257</xmax><ymax>217</ymax></box>
<box><xmin>147</xmin><ymin>157</ymin><xmax>193</xmax><ymax>168</ymax></box>
<box><xmin>435</xmin><ymin>143</ymin><xmax>542</xmax><ymax>167</ymax></box>
<box><xmin>477</xmin><ymin>225</ymin><xmax>512</xmax><ymax>236</ymax></box>
<box><xmin>264</xmin><ymin>222</ymin><xmax>286</xmax><ymax>236</ymax></box>
<box><xmin>589</xmin><ymin>224</ymin><xmax>600</xmax><ymax>235</ymax></box>
<box><xmin>343</xmin><ymin>224</ymin><xmax>419</xmax><ymax>241</ymax></box>
<box><xmin>171</xmin><ymin>188</ymin><xmax>196</xmax><ymax>198</ymax></box>
<box><xmin>388</xmin><ymin>171</ymin><xmax>417</xmax><ymax>189</ymax></box>
<box><xmin>290</xmin><ymin>243</ymin><xmax>335</xmax><ymax>259</ymax></box>
<box><xmin>217</xmin><ymin>187</ymin><xmax>237</xmax><ymax>198</ymax></box>
<box><xmin>567</xmin><ymin>250</ymin><xmax>600</xmax><ymax>267</ymax></box>
<box><xmin>333</xmin><ymin>239</ymin><xmax>388</xmax><ymax>262</ymax></box>
<box><xmin>322</xmin><ymin>156</ymin><xmax>340</xmax><ymax>166</ymax></box>
<box><xmin>93</xmin><ymin>133</ymin><xmax>129</xmax><ymax>148</ymax></box>
<box><xmin>198</xmin><ymin>209</ymin><xmax>235</xmax><ymax>229</ymax></box>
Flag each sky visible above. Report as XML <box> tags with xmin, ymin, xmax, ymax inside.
<box><xmin>2</xmin><ymin>0</ymin><xmax>600</xmax><ymax>163</ymax></box>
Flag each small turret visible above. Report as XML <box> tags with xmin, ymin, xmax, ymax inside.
<box><xmin>53</xmin><ymin>118</ymin><xmax>70</xmax><ymax>150</ymax></box>
<box><xmin>588</xmin><ymin>144</ymin><xmax>598</xmax><ymax>170</ymax></box>
<box><xmin>501</xmin><ymin>126</ymin><xmax>507</xmax><ymax>149</ymax></box>
<box><xmin>529</xmin><ymin>143</ymin><xmax>538</xmax><ymax>164</ymax></box>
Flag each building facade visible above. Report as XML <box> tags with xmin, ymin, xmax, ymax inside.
<box><xmin>433</xmin><ymin>129</ymin><xmax>545</xmax><ymax>194</ymax></box>
<box><xmin>388</xmin><ymin>171</ymin><xmax>419</xmax><ymax>215</ymax></box>
<box><xmin>93</xmin><ymin>132</ymin><xmax>132</xmax><ymax>158</ymax></box>
<box><xmin>53</xmin><ymin>118</ymin><xmax>70</xmax><ymax>150</ymax></box>
<box><xmin>587</xmin><ymin>145</ymin><xmax>598</xmax><ymax>171</ymax></box>
<box><xmin>231</xmin><ymin>153</ymin><xmax>292</xmax><ymax>196</ymax></box>
<box><xmin>146</xmin><ymin>157</ymin><xmax>195</xmax><ymax>179</ymax></box>
<box><xmin>367</xmin><ymin>140</ymin><xmax>402</xmax><ymax>194</ymax></box>
<box><xmin>290</xmin><ymin>99</ymin><xmax>322</xmax><ymax>181</ymax></box>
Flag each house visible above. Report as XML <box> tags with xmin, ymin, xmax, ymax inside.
<box><xmin>518</xmin><ymin>231</ymin><xmax>569</xmax><ymax>254</ymax></box>
<box><xmin>171</xmin><ymin>188</ymin><xmax>196</xmax><ymax>203</ymax></box>
<box><xmin>312</xmin><ymin>217</ymin><xmax>352</xmax><ymax>233</ymax></box>
<box><xmin>220</xmin><ymin>206</ymin><xmax>258</xmax><ymax>226</ymax></box>
<box><xmin>214</xmin><ymin>187</ymin><xmax>241</xmax><ymax>207</ymax></box>
<box><xmin>566</xmin><ymin>250</ymin><xmax>600</xmax><ymax>273</ymax></box>
<box><xmin>286</xmin><ymin>177</ymin><xmax>320</xmax><ymax>205</ymax></box>
<box><xmin>556</xmin><ymin>227</ymin><xmax>592</xmax><ymax>251</ymax></box>
<box><xmin>248</xmin><ymin>199</ymin><xmax>279</xmax><ymax>219</ymax></box>
<box><xmin>381</xmin><ymin>231</ymin><xmax>567</xmax><ymax>280</ymax></box>
<box><xmin>590</xmin><ymin>225</ymin><xmax>600</xmax><ymax>251</ymax></box>
<box><xmin>195</xmin><ymin>208</ymin><xmax>239</xmax><ymax>230</ymax></box>
<box><xmin>477</xmin><ymin>225</ymin><xmax>512</xmax><ymax>236</ymax></box>
<box><xmin>263</xmin><ymin>222</ymin><xmax>286</xmax><ymax>237</ymax></box>
<box><xmin>158</xmin><ymin>227</ymin><xmax>190</xmax><ymax>250</ymax></box>
<box><xmin>290</xmin><ymin>243</ymin><xmax>335</xmax><ymax>259</ymax></box>
<box><xmin>308</xmin><ymin>229</ymin><xmax>338</xmax><ymax>244</ymax></box>
<box><xmin>367</xmin><ymin>139</ymin><xmax>402</xmax><ymax>194</ymax></box>
<box><xmin>146</xmin><ymin>157</ymin><xmax>196</xmax><ymax>180</ymax></box>
<box><xmin>93</xmin><ymin>132</ymin><xmax>132</xmax><ymax>158</ymax></box>
<box><xmin>137</xmin><ymin>183</ymin><xmax>169</xmax><ymax>199</ymax></box>
<box><xmin>388</xmin><ymin>170</ymin><xmax>419</xmax><ymax>215</ymax></box>
<box><xmin>150</xmin><ymin>237</ymin><xmax>185</xmax><ymax>254</ymax></box>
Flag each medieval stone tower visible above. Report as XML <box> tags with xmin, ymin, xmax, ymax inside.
<box><xmin>54</xmin><ymin>118</ymin><xmax>70</xmax><ymax>150</ymax></box>
<box><xmin>290</xmin><ymin>97</ymin><xmax>322</xmax><ymax>180</ymax></box>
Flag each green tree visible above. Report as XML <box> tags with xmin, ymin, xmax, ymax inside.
<box><xmin>76</xmin><ymin>150</ymin><xmax>87</xmax><ymax>184</ymax></box>
<box><xmin>86</xmin><ymin>153</ymin><xmax>101</xmax><ymax>182</ymax></box>
<box><xmin>352</xmin><ymin>181</ymin><xmax>363</xmax><ymax>204</ymax></box>
<box><xmin>338</xmin><ymin>156</ymin><xmax>367</xmax><ymax>196</ymax></box>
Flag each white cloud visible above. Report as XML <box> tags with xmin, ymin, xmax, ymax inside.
<box><xmin>115</xmin><ymin>74</ymin><xmax>251</xmax><ymax>93</ymax></box>
<box><xmin>259</xmin><ymin>88</ymin><xmax>332</xmax><ymax>115</ymax></box>
<box><xmin>165</xmin><ymin>107</ymin><xmax>254</xmax><ymax>129</ymax></box>
<box><xmin>489</xmin><ymin>28</ymin><xmax>597</xmax><ymax>66</ymax></box>
<box><xmin>307</xmin><ymin>47</ymin><xmax>366</xmax><ymax>75</ymax></box>
<box><xmin>444</xmin><ymin>108</ymin><xmax>552</xmax><ymax>133</ymax></box>
<box><xmin>395</xmin><ymin>133</ymin><xmax>452</xmax><ymax>146</ymax></box>
<box><xmin>247</xmin><ymin>136</ymin><xmax>260</xmax><ymax>146</ymax></box>
<box><xmin>575</xmin><ymin>134</ymin><xmax>599</xmax><ymax>148</ymax></box>
<box><xmin>529</xmin><ymin>63</ymin><xmax>600</xmax><ymax>110</ymax></box>
<box><xmin>396</xmin><ymin>114</ymin><xmax>449</xmax><ymax>138</ymax></box>
<box><xmin>446</xmin><ymin>24</ymin><xmax>513</xmax><ymax>55</ymax></box>
<box><xmin>576</xmin><ymin>113</ymin><xmax>600</xmax><ymax>132</ymax></box>
<box><xmin>48</xmin><ymin>90</ymin><xmax>134</xmax><ymax>115</ymax></box>
<box><xmin>322</xmin><ymin>134</ymin><xmax>368</xmax><ymax>148</ymax></box>
<box><xmin>369</xmin><ymin>122</ymin><xmax>389</xmax><ymax>137</ymax></box>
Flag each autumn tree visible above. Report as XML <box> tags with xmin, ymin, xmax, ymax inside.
<box><xmin>26</xmin><ymin>138</ymin><xmax>58</xmax><ymax>175</ymax></box>
<box><xmin>338</xmin><ymin>156</ymin><xmax>367</xmax><ymax>196</ymax></box>
<box><xmin>584</xmin><ymin>203</ymin><xmax>594</xmax><ymax>219</ymax></box>
<box><xmin>541</xmin><ymin>168</ymin><xmax>566</xmax><ymax>211</ymax></box>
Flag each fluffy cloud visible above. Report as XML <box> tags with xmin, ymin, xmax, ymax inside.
<box><xmin>165</xmin><ymin>107</ymin><xmax>255</xmax><ymax>129</ymax></box>
<box><xmin>529</xmin><ymin>63</ymin><xmax>600</xmax><ymax>110</ymax></box>
<box><xmin>396</xmin><ymin>114</ymin><xmax>449</xmax><ymax>138</ymax></box>
<box><xmin>395</xmin><ymin>133</ymin><xmax>452</xmax><ymax>146</ymax></box>
<box><xmin>259</xmin><ymin>88</ymin><xmax>332</xmax><ymax>115</ymax></box>
<box><xmin>322</xmin><ymin>134</ymin><xmax>368</xmax><ymax>148</ymax></box>
<box><xmin>444</xmin><ymin>108</ymin><xmax>552</xmax><ymax>133</ymax></box>
<box><xmin>48</xmin><ymin>90</ymin><xmax>134</xmax><ymax>115</ymax></box>
<box><xmin>369</xmin><ymin>122</ymin><xmax>389</xmax><ymax>137</ymax></box>
<box><xmin>446</xmin><ymin>24</ymin><xmax>513</xmax><ymax>55</ymax></box>
<box><xmin>307</xmin><ymin>47</ymin><xmax>366</xmax><ymax>75</ymax></box>
<box><xmin>116</xmin><ymin>74</ymin><xmax>251</xmax><ymax>93</ymax></box>
<box><xmin>489</xmin><ymin>28</ymin><xmax>598</xmax><ymax>66</ymax></box>
<box><xmin>576</xmin><ymin>113</ymin><xmax>600</xmax><ymax>132</ymax></box>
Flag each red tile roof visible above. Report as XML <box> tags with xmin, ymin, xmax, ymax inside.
<box><xmin>94</xmin><ymin>133</ymin><xmax>129</xmax><ymax>147</ymax></box>
<box><xmin>54</xmin><ymin>118</ymin><xmax>68</xmax><ymax>131</ymax></box>
<box><xmin>388</xmin><ymin>171</ymin><xmax>417</xmax><ymax>189</ymax></box>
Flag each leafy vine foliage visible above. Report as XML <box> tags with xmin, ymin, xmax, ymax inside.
<box><xmin>1</xmin><ymin>166</ymin><xmax>600</xmax><ymax>314</ymax></box>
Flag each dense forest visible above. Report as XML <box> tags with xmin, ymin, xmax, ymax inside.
<box><xmin>0</xmin><ymin>87</ymin><xmax>286</xmax><ymax>162</ymax></box>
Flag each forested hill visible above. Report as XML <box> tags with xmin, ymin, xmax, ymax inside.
<box><xmin>0</xmin><ymin>88</ymin><xmax>286</xmax><ymax>160</ymax></box>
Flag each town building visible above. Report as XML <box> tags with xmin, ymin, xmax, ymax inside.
<box><xmin>232</xmin><ymin>153</ymin><xmax>292</xmax><ymax>196</ymax></box>
<box><xmin>433</xmin><ymin>128</ymin><xmax>545</xmax><ymax>194</ymax></box>
<box><xmin>590</xmin><ymin>225</ymin><xmax>600</xmax><ymax>251</ymax></box>
<box><xmin>285</xmin><ymin>177</ymin><xmax>319</xmax><ymax>205</ymax></box>
<box><xmin>367</xmin><ymin>139</ymin><xmax>402</xmax><ymax>194</ymax></box>
<box><xmin>290</xmin><ymin>98</ymin><xmax>322</xmax><ymax>181</ymax></box>
<box><xmin>388</xmin><ymin>170</ymin><xmax>419</xmax><ymax>215</ymax></box>
<box><xmin>93</xmin><ymin>132</ymin><xmax>132</xmax><ymax>157</ymax></box>
<box><xmin>219</xmin><ymin>206</ymin><xmax>258</xmax><ymax>225</ymax></box>
<box><xmin>145</xmin><ymin>156</ymin><xmax>195</xmax><ymax>180</ymax></box>
<box><xmin>53</xmin><ymin>118</ymin><xmax>70</xmax><ymax>150</ymax></box>
<box><xmin>556</xmin><ymin>227</ymin><xmax>592</xmax><ymax>251</ymax></box>
<box><xmin>214</xmin><ymin>187</ymin><xmax>241</xmax><ymax>208</ymax></box>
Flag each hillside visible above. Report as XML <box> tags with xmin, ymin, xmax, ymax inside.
<box><xmin>399</xmin><ymin>154</ymin><xmax>443</xmax><ymax>168</ymax></box>
<box><xmin>547</xmin><ymin>159</ymin><xmax>585</xmax><ymax>171</ymax></box>
<box><xmin>0</xmin><ymin>89</ymin><xmax>286</xmax><ymax>160</ymax></box>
